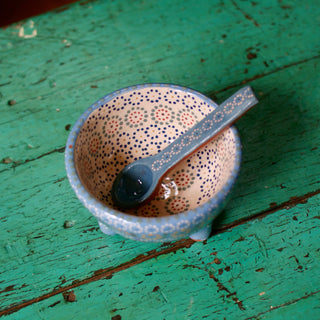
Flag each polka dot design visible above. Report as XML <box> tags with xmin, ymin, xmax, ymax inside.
<box><xmin>65</xmin><ymin>84</ymin><xmax>242</xmax><ymax>242</ymax></box>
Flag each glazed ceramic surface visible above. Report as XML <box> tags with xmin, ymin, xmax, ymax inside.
<box><xmin>65</xmin><ymin>84</ymin><xmax>241</xmax><ymax>242</ymax></box>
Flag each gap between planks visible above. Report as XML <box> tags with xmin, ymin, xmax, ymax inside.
<box><xmin>208</xmin><ymin>53</ymin><xmax>320</xmax><ymax>97</ymax></box>
<box><xmin>1</xmin><ymin>188</ymin><xmax>320</xmax><ymax>317</ymax></box>
<box><xmin>0</xmin><ymin>147</ymin><xmax>65</xmax><ymax>174</ymax></box>
<box><xmin>244</xmin><ymin>290</ymin><xmax>320</xmax><ymax>320</ymax></box>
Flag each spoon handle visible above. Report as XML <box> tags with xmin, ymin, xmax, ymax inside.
<box><xmin>149</xmin><ymin>86</ymin><xmax>258</xmax><ymax>175</ymax></box>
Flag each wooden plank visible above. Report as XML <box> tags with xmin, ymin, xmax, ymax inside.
<box><xmin>1</xmin><ymin>57</ymin><xmax>319</xmax><ymax>311</ymax></box>
<box><xmin>0</xmin><ymin>152</ymin><xmax>178</xmax><ymax>310</ymax></box>
<box><xmin>0</xmin><ymin>0</ymin><xmax>319</xmax><ymax>164</ymax></box>
<box><xmin>2</xmin><ymin>191</ymin><xmax>319</xmax><ymax>319</ymax></box>
<box><xmin>1</xmin><ymin>0</ymin><xmax>320</xmax><ymax>317</ymax></box>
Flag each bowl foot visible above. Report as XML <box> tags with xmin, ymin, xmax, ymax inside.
<box><xmin>189</xmin><ymin>224</ymin><xmax>212</xmax><ymax>241</ymax></box>
<box><xmin>98</xmin><ymin>221</ymin><xmax>116</xmax><ymax>236</ymax></box>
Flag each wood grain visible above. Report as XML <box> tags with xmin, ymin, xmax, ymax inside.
<box><xmin>1</xmin><ymin>0</ymin><xmax>320</xmax><ymax>318</ymax></box>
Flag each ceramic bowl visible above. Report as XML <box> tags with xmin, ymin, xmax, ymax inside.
<box><xmin>65</xmin><ymin>84</ymin><xmax>241</xmax><ymax>242</ymax></box>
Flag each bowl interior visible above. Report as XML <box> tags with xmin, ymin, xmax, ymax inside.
<box><xmin>74</xmin><ymin>85</ymin><xmax>238</xmax><ymax>217</ymax></box>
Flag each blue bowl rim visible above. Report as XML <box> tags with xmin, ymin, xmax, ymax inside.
<box><xmin>65</xmin><ymin>83</ymin><xmax>242</xmax><ymax>229</ymax></box>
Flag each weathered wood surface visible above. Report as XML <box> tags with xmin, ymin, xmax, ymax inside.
<box><xmin>3</xmin><ymin>193</ymin><xmax>320</xmax><ymax>320</ymax></box>
<box><xmin>0</xmin><ymin>0</ymin><xmax>319</xmax><ymax>318</ymax></box>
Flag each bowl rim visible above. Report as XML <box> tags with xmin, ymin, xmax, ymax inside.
<box><xmin>65</xmin><ymin>83</ymin><xmax>242</xmax><ymax>229</ymax></box>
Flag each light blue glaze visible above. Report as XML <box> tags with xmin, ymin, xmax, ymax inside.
<box><xmin>112</xmin><ymin>86</ymin><xmax>258</xmax><ymax>209</ymax></box>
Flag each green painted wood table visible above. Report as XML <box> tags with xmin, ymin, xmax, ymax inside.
<box><xmin>1</xmin><ymin>0</ymin><xmax>319</xmax><ymax>319</ymax></box>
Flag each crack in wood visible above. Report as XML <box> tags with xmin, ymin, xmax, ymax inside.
<box><xmin>212</xmin><ymin>188</ymin><xmax>320</xmax><ymax>235</ymax></box>
<box><xmin>0</xmin><ymin>239</ymin><xmax>194</xmax><ymax>316</ymax></box>
<box><xmin>209</xmin><ymin>54</ymin><xmax>320</xmax><ymax>97</ymax></box>
<box><xmin>230</xmin><ymin>0</ymin><xmax>260</xmax><ymax>27</ymax></box>
<box><xmin>244</xmin><ymin>290</ymin><xmax>320</xmax><ymax>320</ymax></box>
<box><xmin>182</xmin><ymin>263</ymin><xmax>245</xmax><ymax>310</ymax></box>
<box><xmin>0</xmin><ymin>147</ymin><xmax>65</xmax><ymax>173</ymax></box>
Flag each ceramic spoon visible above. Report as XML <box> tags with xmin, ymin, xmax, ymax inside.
<box><xmin>112</xmin><ymin>86</ymin><xmax>258</xmax><ymax>209</ymax></box>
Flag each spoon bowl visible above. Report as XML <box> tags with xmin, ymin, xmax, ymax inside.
<box><xmin>66</xmin><ymin>84</ymin><xmax>249</xmax><ymax>242</ymax></box>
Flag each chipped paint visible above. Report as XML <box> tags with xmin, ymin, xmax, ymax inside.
<box><xmin>62</xmin><ymin>39</ymin><xmax>72</xmax><ymax>47</ymax></box>
<box><xmin>18</xmin><ymin>20</ymin><xmax>37</xmax><ymax>39</ymax></box>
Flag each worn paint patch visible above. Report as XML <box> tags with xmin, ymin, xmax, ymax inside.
<box><xmin>18</xmin><ymin>20</ymin><xmax>37</xmax><ymax>39</ymax></box>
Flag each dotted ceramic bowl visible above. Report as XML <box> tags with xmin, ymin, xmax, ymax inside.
<box><xmin>65</xmin><ymin>84</ymin><xmax>241</xmax><ymax>242</ymax></box>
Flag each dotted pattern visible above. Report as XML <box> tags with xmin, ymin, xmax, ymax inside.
<box><xmin>148</xmin><ymin>87</ymin><xmax>253</xmax><ymax>175</ymax></box>
<box><xmin>65</xmin><ymin>84</ymin><xmax>242</xmax><ymax>242</ymax></box>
